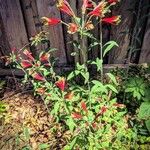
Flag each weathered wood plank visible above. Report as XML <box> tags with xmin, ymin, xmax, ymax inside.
<box><xmin>0</xmin><ymin>0</ymin><xmax>29</xmax><ymax>51</ymax></box>
<box><xmin>0</xmin><ymin>64</ymin><xmax>144</xmax><ymax>76</ymax></box>
<box><xmin>0</xmin><ymin>13</ymin><xmax>10</xmax><ymax>68</ymax></box>
<box><xmin>36</xmin><ymin>0</ymin><xmax>67</xmax><ymax>65</ymax></box>
<box><xmin>139</xmin><ymin>13</ymin><xmax>150</xmax><ymax>63</ymax></box>
<box><xmin>108</xmin><ymin>0</ymin><xmax>136</xmax><ymax>64</ymax></box>
<box><xmin>61</xmin><ymin>0</ymin><xmax>74</xmax><ymax>65</ymax></box>
<box><xmin>20</xmin><ymin>0</ymin><xmax>44</xmax><ymax>55</ymax></box>
<box><xmin>20</xmin><ymin>0</ymin><xmax>38</xmax><ymax>37</ymax></box>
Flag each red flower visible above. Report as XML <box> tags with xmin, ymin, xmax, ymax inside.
<box><xmin>42</xmin><ymin>17</ymin><xmax>61</xmax><ymax>25</ymax></box>
<box><xmin>72</xmin><ymin>112</ymin><xmax>82</xmax><ymax>119</ymax></box>
<box><xmin>21</xmin><ymin>60</ymin><xmax>32</xmax><ymax>68</ymax></box>
<box><xmin>102</xmin><ymin>16</ymin><xmax>121</xmax><ymax>25</ymax></box>
<box><xmin>81</xmin><ymin>101</ymin><xmax>88</xmax><ymax>113</ymax></box>
<box><xmin>65</xmin><ymin>92</ymin><xmax>74</xmax><ymax>100</ymax></box>
<box><xmin>108</xmin><ymin>0</ymin><xmax>119</xmax><ymax>5</ymax></box>
<box><xmin>23</xmin><ymin>49</ymin><xmax>34</xmax><ymax>61</ymax></box>
<box><xmin>82</xmin><ymin>0</ymin><xmax>93</xmax><ymax>14</ymax></box>
<box><xmin>32</xmin><ymin>72</ymin><xmax>45</xmax><ymax>81</ymax></box>
<box><xmin>100</xmin><ymin>106</ymin><xmax>107</xmax><ymax>114</ymax></box>
<box><xmin>40</xmin><ymin>53</ymin><xmax>50</xmax><ymax>62</ymax></box>
<box><xmin>55</xmin><ymin>77</ymin><xmax>66</xmax><ymax>91</ymax></box>
<box><xmin>57</xmin><ymin>0</ymin><xmax>75</xmax><ymax>17</ymax></box>
<box><xmin>88</xmin><ymin>1</ymin><xmax>108</xmax><ymax>17</ymax></box>
<box><xmin>67</xmin><ymin>23</ymin><xmax>78</xmax><ymax>34</ymax></box>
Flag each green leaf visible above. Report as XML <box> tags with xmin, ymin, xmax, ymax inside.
<box><xmin>138</xmin><ymin>102</ymin><xmax>150</xmax><ymax>119</ymax></box>
<box><xmin>39</xmin><ymin>143</ymin><xmax>50</xmax><ymax>149</ymax></box>
<box><xmin>69</xmin><ymin>137</ymin><xmax>77</xmax><ymax>149</ymax></box>
<box><xmin>106</xmin><ymin>84</ymin><xmax>118</xmax><ymax>93</ymax></box>
<box><xmin>145</xmin><ymin>120</ymin><xmax>150</xmax><ymax>132</ymax></box>
<box><xmin>23</xmin><ymin>127</ymin><xmax>30</xmax><ymax>141</ymax></box>
<box><xmin>67</xmin><ymin>71</ymin><xmax>80</xmax><ymax>80</ymax></box>
<box><xmin>0</xmin><ymin>102</ymin><xmax>7</xmax><ymax>113</ymax></box>
<box><xmin>66</xmin><ymin>117</ymin><xmax>75</xmax><ymax>132</ymax></box>
<box><xmin>106</xmin><ymin>73</ymin><xmax>118</xmax><ymax>85</ymax></box>
<box><xmin>88</xmin><ymin>42</ymin><xmax>100</xmax><ymax>50</ymax></box>
<box><xmin>54</xmin><ymin>102</ymin><xmax>60</xmax><ymax>115</ymax></box>
<box><xmin>81</xmin><ymin>72</ymin><xmax>89</xmax><ymax>84</ymax></box>
<box><xmin>91</xmin><ymin>80</ymin><xmax>108</xmax><ymax>94</ymax></box>
<box><xmin>103</xmin><ymin>41</ymin><xmax>118</xmax><ymax>57</ymax></box>
<box><xmin>67</xmin><ymin>72</ymin><xmax>75</xmax><ymax>80</ymax></box>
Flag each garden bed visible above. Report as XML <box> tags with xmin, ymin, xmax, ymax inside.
<box><xmin>0</xmin><ymin>90</ymin><xmax>68</xmax><ymax>150</ymax></box>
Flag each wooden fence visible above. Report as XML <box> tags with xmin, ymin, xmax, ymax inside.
<box><xmin>0</xmin><ymin>0</ymin><xmax>150</xmax><ymax>69</ymax></box>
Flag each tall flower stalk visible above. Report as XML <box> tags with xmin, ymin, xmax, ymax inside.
<box><xmin>99</xmin><ymin>19</ymin><xmax>103</xmax><ymax>81</ymax></box>
<box><xmin>42</xmin><ymin>0</ymin><xmax>121</xmax><ymax>80</ymax></box>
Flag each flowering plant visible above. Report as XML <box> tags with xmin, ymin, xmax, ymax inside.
<box><xmin>9</xmin><ymin>0</ymin><xmax>137</xmax><ymax>149</ymax></box>
<box><xmin>42</xmin><ymin>0</ymin><xmax>121</xmax><ymax>79</ymax></box>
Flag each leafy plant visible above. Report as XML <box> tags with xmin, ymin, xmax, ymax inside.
<box><xmin>138</xmin><ymin>87</ymin><xmax>150</xmax><ymax>133</ymax></box>
<box><xmin>8</xmin><ymin>0</ymin><xmax>139</xmax><ymax>149</ymax></box>
<box><xmin>125</xmin><ymin>77</ymin><xmax>147</xmax><ymax>100</ymax></box>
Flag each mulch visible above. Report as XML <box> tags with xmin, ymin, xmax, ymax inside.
<box><xmin>0</xmin><ymin>91</ymin><xmax>69</xmax><ymax>150</ymax></box>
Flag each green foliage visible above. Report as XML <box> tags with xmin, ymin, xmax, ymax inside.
<box><xmin>0</xmin><ymin>101</ymin><xmax>7</xmax><ymax>118</ymax></box>
<box><xmin>125</xmin><ymin>77</ymin><xmax>147</xmax><ymax>100</ymax></box>
<box><xmin>103</xmin><ymin>41</ymin><xmax>118</xmax><ymax>57</ymax></box>
<box><xmin>67</xmin><ymin>63</ymin><xmax>89</xmax><ymax>84</ymax></box>
<box><xmin>90</xmin><ymin>58</ymin><xmax>103</xmax><ymax>72</ymax></box>
<box><xmin>138</xmin><ymin>98</ymin><xmax>150</xmax><ymax>132</ymax></box>
<box><xmin>138</xmin><ymin>102</ymin><xmax>150</xmax><ymax>120</ymax></box>
<box><xmin>30</xmin><ymin>31</ymin><xmax>49</xmax><ymax>46</ymax></box>
<box><xmin>39</xmin><ymin>143</ymin><xmax>50</xmax><ymax>150</ymax></box>
<box><xmin>0</xmin><ymin>80</ymin><xmax>5</xmax><ymax>90</ymax></box>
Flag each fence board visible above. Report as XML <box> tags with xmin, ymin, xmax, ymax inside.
<box><xmin>0</xmin><ymin>0</ymin><xmax>28</xmax><ymax>52</ymax></box>
<box><xmin>108</xmin><ymin>0</ymin><xmax>136</xmax><ymax>64</ymax></box>
<box><xmin>0</xmin><ymin>13</ymin><xmax>10</xmax><ymax>67</ymax></box>
<box><xmin>20</xmin><ymin>0</ymin><xmax>38</xmax><ymax>37</ymax></box>
<box><xmin>0</xmin><ymin>0</ymin><xmax>150</xmax><ymax>68</ymax></box>
<box><xmin>20</xmin><ymin>0</ymin><xmax>45</xmax><ymax>55</ymax></box>
<box><xmin>61</xmin><ymin>0</ymin><xmax>74</xmax><ymax>64</ymax></box>
<box><xmin>36</xmin><ymin>0</ymin><xmax>67</xmax><ymax>64</ymax></box>
<box><xmin>139</xmin><ymin>13</ymin><xmax>150</xmax><ymax>63</ymax></box>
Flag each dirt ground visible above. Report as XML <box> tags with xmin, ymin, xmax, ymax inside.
<box><xmin>0</xmin><ymin>91</ymin><xmax>68</xmax><ymax>150</ymax></box>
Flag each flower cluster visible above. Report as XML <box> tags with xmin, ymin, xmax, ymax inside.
<box><xmin>42</xmin><ymin>0</ymin><xmax>121</xmax><ymax>34</ymax></box>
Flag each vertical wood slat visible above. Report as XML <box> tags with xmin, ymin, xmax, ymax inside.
<box><xmin>0</xmin><ymin>13</ymin><xmax>10</xmax><ymax>67</ymax></box>
<box><xmin>108</xmin><ymin>0</ymin><xmax>136</xmax><ymax>64</ymax></box>
<box><xmin>20</xmin><ymin>0</ymin><xmax>44</xmax><ymax>55</ymax></box>
<box><xmin>0</xmin><ymin>0</ymin><xmax>28</xmax><ymax>52</ymax></box>
<box><xmin>61</xmin><ymin>0</ymin><xmax>74</xmax><ymax>65</ymax></box>
<box><xmin>36</xmin><ymin>0</ymin><xmax>67</xmax><ymax>65</ymax></box>
<box><xmin>139</xmin><ymin>12</ymin><xmax>150</xmax><ymax>63</ymax></box>
<box><xmin>20</xmin><ymin>0</ymin><xmax>38</xmax><ymax>37</ymax></box>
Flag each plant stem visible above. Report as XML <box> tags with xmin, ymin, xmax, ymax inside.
<box><xmin>80</xmin><ymin>14</ymin><xmax>87</xmax><ymax>65</ymax></box>
<box><xmin>99</xmin><ymin>19</ymin><xmax>103</xmax><ymax>82</ymax></box>
<box><xmin>80</xmin><ymin>35</ymin><xmax>87</xmax><ymax>65</ymax></box>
